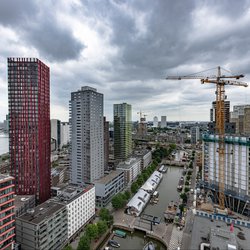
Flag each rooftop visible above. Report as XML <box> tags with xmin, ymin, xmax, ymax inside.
<box><xmin>117</xmin><ymin>157</ymin><xmax>141</xmax><ymax>169</ymax></box>
<box><xmin>51</xmin><ymin>184</ymin><xmax>94</xmax><ymax>204</ymax></box>
<box><xmin>94</xmin><ymin>170</ymin><xmax>124</xmax><ymax>185</ymax></box>
<box><xmin>17</xmin><ymin>201</ymin><xmax>65</xmax><ymax>225</ymax></box>
<box><xmin>189</xmin><ymin>215</ymin><xmax>250</xmax><ymax>250</ymax></box>
<box><xmin>0</xmin><ymin>174</ymin><xmax>14</xmax><ymax>182</ymax></box>
<box><xmin>14</xmin><ymin>195</ymin><xmax>35</xmax><ymax>211</ymax></box>
<box><xmin>210</xmin><ymin>228</ymin><xmax>237</xmax><ymax>250</ymax></box>
<box><xmin>133</xmin><ymin>149</ymin><xmax>151</xmax><ymax>157</ymax></box>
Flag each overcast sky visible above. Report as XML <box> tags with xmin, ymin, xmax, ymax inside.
<box><xmin>1</xmin><ymin>0</ymin><xmax>250</xmax><ymax>122</ymax></box>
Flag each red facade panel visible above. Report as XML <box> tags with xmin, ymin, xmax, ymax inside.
<box><xmin>0</xmin><ymin>176</ymin><xmax>15</xmax><ymax>249</ymax></box>
<box><xmin>8</xmin><ymin>58</ymin><xmax>51</xmax><ymax>203</ymax></box>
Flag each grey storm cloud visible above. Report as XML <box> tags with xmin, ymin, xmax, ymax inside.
<box><xmin>0</xmin><ymin>0</ymin><xmax>84</xmax><ymax>61</ymax></box>
<box><xmin>1</xmin><ymin>0</ymin><xmax>250</xmax><ymax>121</ymax></box>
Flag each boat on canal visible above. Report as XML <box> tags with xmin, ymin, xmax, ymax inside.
<box><xmin>164</xmin><ymin>201</ymin><xmax>178</xmax><ymax>222</ymax></box>
<box><xmin>108</xmin><ymin>239</ymin><xmax>120</xmax><ymax>248</ymax></box>
<box><xmin>159</xmin><ymin>165</ymin><xmax>168</xmax><ymax>173</ymax></box>
<box><xmin>143</xmin><ymin>241</ymin><xmax>155</xmax><ymax>250</ymax></box>
<box><xmin>114</xmin><ymin>229</ymin><xmax>126</xmax><ymax>238</ymax></box>
<box><xmin>104</xmin><ymin>247</ymin><xmax>113</xmax><ymax>250</ymax></box>
<box><xmin>177</xmin><ymin>177</ymin><xmax>184</xmax><ymax>192</ymax></box>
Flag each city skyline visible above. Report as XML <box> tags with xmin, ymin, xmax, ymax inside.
<box><xmin>1</xmin><ymin>1</ymin><xmax>250</xmax><ymax>122</ymax></box>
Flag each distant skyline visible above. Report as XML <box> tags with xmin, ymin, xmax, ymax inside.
<box><xmin>1</xmin><ymin>1</ymin><xmax>250</xmax><ymax>122</ymax></box>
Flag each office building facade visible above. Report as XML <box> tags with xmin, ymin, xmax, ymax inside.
<box><xmin>117</xmin><ymin>158</ymin><xmax>141</xmax><ymax>185</ymax></box>
<box><xmin>70</xmin><ymin>86</ymin><xmax>104</xmax><ymax>184</ymax></box>
<box><xmin>94</xmin><ymin>170</ymin><xmax>124</xmax><ymax>207</ymax></box>
<box><xmin>153</xmin><ymin>116</ymin><xmax>158</xmax><ymax>128</ymax></box>
<box><xmin>8</xmin><ymin>58</ymin><xmax>51</xmax><ymax>203</ymax></box>
<box><xmin>0</xmin><ymin>175</ymin><xmax>15</xmax><ymax>250</ymax></box>
<box><xmin>230</xmin><ymin>105</ymin><xmax>250</xmax><ymax>134</ymax></box>
<box><xmin>190</xmin><ymin>126</ymin><xmax>200</xmax><ymax>144</ymax></box>
<box><xmin>114</xmin><ymin>103</ymin><xmax>132</xmax><ymax>161</ymax></box>
<box><xmin>51</xmin><ymin>184</ymin><xmax>95</xmax><ymax>239</ymax></box>
<box><xmin>104</xmin><ymin>117</ymin><xmax>109</xmax><ymax>171</ymax></box>
<box><xmin>161</xmin><ymin>116</ymin><xmax>167</xmax><ymax>128</ymax></box>
<box><xmin>61</xmin><ymin>122</ymin><xmax>70</xmax><ymax>147</ymax></box>
<box><xmin>51</xmin><ymin>119</ymin><xmax>61</xmax><ymax>149</ymax></box>
<box><xmin>16</xmin><ymin>201</ymin><xmax>67</xmax><ymax>250</ymax></box>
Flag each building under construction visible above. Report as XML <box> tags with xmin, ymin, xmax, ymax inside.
<box><xmin>201</xmin><ymin>134</ymin><xmax>250</xmax><ymax>216</ymax></box>
<box><xmin>166</xmin><ymin>66</ymin><xmax>249</xmax><ymax>215</ymax></box>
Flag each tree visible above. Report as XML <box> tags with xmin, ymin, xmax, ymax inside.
<box><xmin>136</xmin><ymin>175</ymin><xmax>144</xmax><ymax>186</ymax></box>
<box><xmin>184</xmin><ymin>187</ymin><xmax>190</xmax><ymax>193</ymax></box>
<box><xmin>77</xmin><ymin>235</ymin><xmax>90</xmax><ymax>250</ymax></box>
<box><xmin>180</xmin><ymin>193</ymin><xmax>187</xmax><ymax>203</ymax></box>
<box><xmin>179</xmin><ymin>204</ymin><xmax>185</xmax><ymax>212</ymax></box>
<box><xmin>97</xmin><ymin>220</ymin><xmax>108</xmax><ymax>237</ymax></box>
<box><xmin>99</xmin><ymin>208</ymin><xmax>113</xmax><ymax>227</ymax></box>
<box><xmin>131</xmin><ymin>182</ymin><xmax>139</xmax><ymax>194</ymax></box>
<box><xmin>64</xmin><ymin>245</ymin><xmax>73</xmax><ymax>250</ymax></box>
<box><xmin>111</xmin><ymin>193</ymin><xmax>126</xmax><ymax>209</ymax></box>
<box><xmin>124</xmin><ymin>190</ymin><xmax>131</xmax><ymax>200</ymax></box>
<box><xmin>99</xmin><ymin>208</ymin><xmax>109</xmax><ymax>221</ymax></box>
<box><xmin>142</xmin><ymin>172</ymin><xmax>149</xmax><ymax>182</ymax></box>
<box><xmin>85</xmin><ymin>224</ymin><xmax>98</xmax><ymax>240</ymax></box>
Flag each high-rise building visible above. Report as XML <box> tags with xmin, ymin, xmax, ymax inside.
<box><xmin>61</xmin><ymin>122</ymin><xmax>70</xmax><ymax>147</ymax></box>
<box><xmin>3</xmin><ymin>114</ymin><xmax>9</xmax><ymax>132</ymax></box>
<box><xmin>104</xmin><ymin>117</ymin><xmax>109</xmax><ymax>171</ymax></box>
<box><xmin>0</xmin><ymin>175</ymin><xmax>15</xmax><ymax>250</ymax></box>
<box><xmin>114</xmin><ymin>103</ymin><xmax>132</xmax><ymax>161</ymax></box>
<box><xmin>202</xmin><ymin>134</ymin><xmax>250</xmax><ymax>215</ymax></box>
<box><xmin>51</xmin><ymin>119</ymin><xmax>61</xmax><ymax>149</ymax></box>
<box><xmin>230</xmin><ymin>105</ymin><xmax>250</xmax><ymax>134</ymax></box>
<box><xmin>190</xmin><ymin>126</ymin><xmax>200</xmax><ymax>144</ymax></box>
<box><xmin>153</xmin><ymin>116</ymin><xmax>158</xmax><ymax>127</ymax></box>
<box><xmin>70</xmin><ymin>86</ymin><xmax>104</xmax><ymax>184</ymax></box>
<box><xmin>8</xmin><ymin>58</ymin><xmax>51</xmax><ymax>203</ymax></box>
<box><xmin>161</xmin><ymin>116</ymin><xmax>167</xmax><ymax>128</ymax></box>
<box><xmin>209</xmin><ymin>100</ymin><xmax>236</xmax><ymax>134</ymax></box>
<box><xmin>210</xmin><ymin>101</ymin><xmax>230</xmax><ymax>123</ymax></box>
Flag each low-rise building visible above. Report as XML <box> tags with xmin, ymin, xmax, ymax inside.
<box><xmin>134</xmin><ymin>150</ymin><xmax>152</xmax><ymax>171</ymax></box>
<box><xmin>117</xmin><ymin>158</ymin><xmax>141</xmax><ymax>185</ymax></box>
<box><xmin>14</xmin><ymin>195</ymin><xmax>36</xmax><ymax>217</ymax></box>
<box><xmin>51</xmin><ymin>184</ymin><xmax>95</xmax><ymax>240</ymax></box>
<box><xmin>16</xmin><ymin>201</ymin><xmax>68</xmax><ymax>250</ymax></box>
<box><xmin>126</xmin><ymin>189</ymin><xmax>150</xmax><ymax>216</ymax></box>
<box><xmin>141</xmin><ymin>171</ymin><xmax>162</xmax><ymax>193</ymax></box>
<box><xmin>94</xmin><ymin>170</ymin><xmax>124</xmax><ymax>207</ymax></box>
<box><xmin>0</xmin><ymin>175</ymin><xmax>15</xmax><ymax>250</ymax></box>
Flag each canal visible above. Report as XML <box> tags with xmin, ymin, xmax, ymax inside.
<box><xmin>113</xmin><ymin>166</ymin><xmax>182</xmax><ymax>250</ymax></box>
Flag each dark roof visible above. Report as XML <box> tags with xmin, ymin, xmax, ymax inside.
<box><xmin>17</xmin><ymin>201</ymin><xmax>65</xmax><ymax>225</ymax></box>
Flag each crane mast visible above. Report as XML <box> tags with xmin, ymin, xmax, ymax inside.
<box><xmin>166</xmin><ymin>66</ymin><xmax>248</xmax><ymax>210</ymax></box>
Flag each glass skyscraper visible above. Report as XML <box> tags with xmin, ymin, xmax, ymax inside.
<box><xmin>114</xmin><ymin>103</ymin><xmax>132</xmax><ymax>161</ymax></box>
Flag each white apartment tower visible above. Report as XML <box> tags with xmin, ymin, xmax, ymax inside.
<box><xmin>161</xmin><ymin>116</ymin><xmax>167</xmax><ymax>128</ymax></box>
<box><xmin>153</xmin><ymin>116</ymin><xmax>158</xmax><ymax>127</ymax></box>
<box><xmin>70</xmin><ymin>86</ymin><xmax>104</xmax><ymax>184</ymax></box>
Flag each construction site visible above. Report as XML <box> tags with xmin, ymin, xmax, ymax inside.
<box><xmin>167</xmin><ymin>67</ymin><xmax>250</xmax><ymax>250</ymax></box>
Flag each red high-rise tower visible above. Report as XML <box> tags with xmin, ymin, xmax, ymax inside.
<box><xmin>8</xmin><ymin>58</ymin><xmax>51</xmax><ymax>203</ymax></box>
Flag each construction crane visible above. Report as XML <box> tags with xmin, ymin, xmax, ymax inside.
<box><xmin>137</xmin><ymin>110</ymin><xmax>147</xmax><ymax>136</ymax></box>
<box><xmin>137</xmin><ymin>110</ymin><xmax>147</xmax><ymax>122</ymax></box>
<box><xmin>166</xmin><ymin>66</ymin><xmax>248</xmax><ymax>210</ymax></box>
